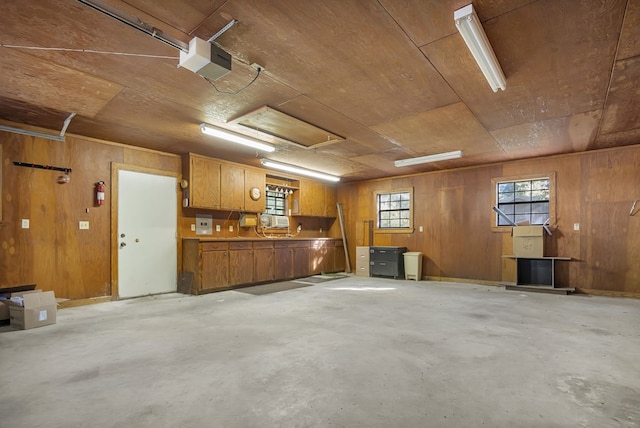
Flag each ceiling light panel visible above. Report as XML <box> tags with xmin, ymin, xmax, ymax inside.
<box><xmin>200</xmin><ymin>124</ymin><xmax>275</xmax><ymax>152</ymax></box>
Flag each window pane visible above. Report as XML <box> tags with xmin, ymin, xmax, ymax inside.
<box><xmin>515</xmin><ymin>181</ymin><xmax>531</xmax><ymax>191</ymax></box>
<box><xmin>531</xmin><ymin>202</ymin><xmax>549</xmax><ymax>213</ymax></box>
<box><xmin>515</xmin><ymin>203</ymin><xmax>532</xmax><ymax>214</ymax></box>
<box><xmin>401</xmin><ymin>200</ymin><xmax>410</xmax><ymax>209</ymax></box>
<box><xmin>380</xmin><ymin>201</ymin><xmax>390</xmax><ymax>210</ymax></box>
<box><xmin>515</xmin><ymin>191</ymin><xmax>531</xmax><ymax>202</ymax></box>
<box><xmin>498</xmin><ymin>204</ymin><xmax>515</xmax><ymax>215</ymax></box>
<box><xmin>498</xmin><ymin>182</ymin><xmax>514</xmax><ymax>192</ymax></box>
<box><xmin>498</xmin><ymin>215</ymin><xmax>515</xmax><ymax>226</ymax></box>
<box><xmin>400</xmin><ymin>219</ymin><xmax>410</xmax><ymax>227</ymax></box>
<box><xmin>498</xmin><ymin>192</ymin><xmax>515</xmax><ymax>203</ymax></box>
<box><xmin>390</xmin><ymin>201</ymin><xmax>399</xmax><ymax>210</ymax></box>
<box><xmin>400</xmin><ymin>211</ymin><xmax>410</xmax><ymax>219</ymax></box>
<box><xmin>389</xmin><ymin>211</ymin><xmax>399</xmax><ymax>220</ymax></box>
<box><xmin>531</xmin><ymin>214</ymin><xmax>548</xmax><ymax>225</ymax></box>
<box><xmin>515</xmin><ymin>214</ymin><xmax>530</xmax><ymax>224</ymax></box>
<box><xmin>390</xmin><ymin>193</ymin><xmax>401</xmax><ymax>202</ymax></box>
<box><xmin>532</xmin><ymin>179</ymin><xmax>549</xmax><ymax>190</ymax></box>
<box><xmin>531</xmin><ymin>189</ymin><xmax>549</xmax><ymax>201</ymax></box>
<box><xmin>379</xmin><ymin>194</ymin><xmax>389</xmax><ymax>203</ymax></box>
<box><xmin>380</xmin><ymin>211</ymin><xmax>389</xmax><ymax>220</ymax></box>
<box><xmin>380</xmin><ymin>220</ymin><xmax>390</xmax><ymax>228</ymax></box>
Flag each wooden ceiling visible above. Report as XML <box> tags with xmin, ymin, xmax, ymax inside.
<box><xmin>1</xmin><ymin>0</ymin><xmax>638</xmax><ymax>181</ymax></box>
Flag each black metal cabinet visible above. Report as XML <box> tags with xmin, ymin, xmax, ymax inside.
<box><xmin>369</xmin><ymin>246</ymin><xmax>407</xmax><ymax>279</ymax></box>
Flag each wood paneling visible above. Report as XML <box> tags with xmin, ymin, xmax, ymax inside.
<box><xmin>342</xmin><ymin>145</ymin><xmax>640</xmax><ymax>296</ymax></box>
<box><xmin>0</xmin><ymin>131</ymin><xmax>180</xmax><ymax>299</ymax></box>
<box><xmin>253</xmin><ymin>241</ymin><xmax>274</xmax><ymax>283</ymax></box>
<box><xmin>229</xmin><ymin>242</ymin><xmax>253</xmax><ymax>286</ymax></box>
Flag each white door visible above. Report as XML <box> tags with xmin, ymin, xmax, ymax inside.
<box><xmin>117</xmin><ymin>169</ymin><xmax>177</xmax><ymax>298</ymax></box>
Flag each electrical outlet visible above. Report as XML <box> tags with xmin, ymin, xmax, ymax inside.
<box><xmin>79</xmin><ymin>221</ymin><xmax>90</xmax><ymax>230</ymax></box>
<box><xmin>215</xmin><ymin>225</ymin><xmax>221</xmax><ymax>232</ymax></box>
<box><xmin>573</xmin><ymin>223</ymin><xmax>580</xmax><ymax>231</ymax></box>
<box><xmin>229</xmin><ymin>225</ymin><xmax>234</xmax><ymax>232</ymax></box>
<box><xmin>191</xmin><ymin>224</ymin><xmax>196</xmax><ymax>231</ymax></box>
<box><xmin>319</xmin><ymin>227</ymin><xmax>323</xmax><ymax>234</ymax></box>
<box><xmin>21</xmin><ymin>219</ymin><xmax>30</xmax><ymax>229</ymax></box>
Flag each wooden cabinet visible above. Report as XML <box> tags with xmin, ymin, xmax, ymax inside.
<box><xmin>220</xmin><ymin>163</ymin><xmax>245</xmax><ymax>211</ymax></box>
<box><xmin>293</xmin><ymin>179</ymin><xmax>337</xmax><ymax>217</ymax></box>
<box><xmin>309</xmin><ymin>240</ymin><xmax>329</xmax><ymax>274</ymax></box>
<box><xmin>244</xmin><ymin>168</ymin><xmax>266</xmax><ymax>213</ymax></box>
<box><xmin>185</xmin><ymin>154</ymin><xmax>221</xmax><ymax>209</ymax></box>
<box><xmin>275</xmin><ymin>241</ymin><xmax>310</xmax><ymax>280</ymax></box>
<box><xmin>274</xmin><ymin>242</ymin><xmax>295</xmax><ymax>281</ymax></box>
<box><xmin>183</xmin><ymin>238</ymin><xmax>342</xmax><ymax>294</ymax></box>
<box><xmin>229</xmin><ymin>241</ymin><xmax>253</xmax><ymax>286</ymax></box>
<box><xmin>253</xmin><ymin>241</ymin><xmax>274</xmax><ymax>283</ymax></box>
<box><xmin>292</xmin><ymin>245</ymin><xmax>311</xmax><ymax>278</ymax></box>
<box><xmin>180</xmin><ymin>241</ymin><xmax>230</xmax><ymax>293</ymax></box>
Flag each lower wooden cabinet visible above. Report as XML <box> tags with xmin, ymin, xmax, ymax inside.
<box><xmin>253</xmin><ymin>241</ymin><xmax>274</xmax><ymax>283</ymax></box>
<box><xmin>183</xmin><ymin>238</ymin><xmax>343</xmax><ymax>294</ymax></box>
<box><xmin>229</xmin><ymin>241</ymin><xmax>253</xmax><ymax>286</ymax></box>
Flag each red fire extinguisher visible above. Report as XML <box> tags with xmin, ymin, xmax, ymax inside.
<box><xmin>96</xmin><ymin>181</ymin><xmax>106</xmax><ymax>206</ymax></box>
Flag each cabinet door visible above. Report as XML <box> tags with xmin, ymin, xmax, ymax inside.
<box><xmin>220</xmin><ymin>163</ymin><xmax>245</xmax><ymax>210</ymax></box>
<box><xmin>244</xmin><ymin>168</ymin><xmax>266</xmax><ymax>213</ymax></box>
<box><xmin>274</xmin><ymin>247</ymin><xmax>294</xmax><ymax>280</ymax></box>
<box><xmin>201</xmin><ymin>250</ymin><xmax>229</xmax><ymax>291</ymax></box>
<box><xmin>292</xmin><ymin>247</ymin><xmax>310</xmax><ymax>278</ymax></box>
<box><xmin>229</xmin><ymin>249</ymin><xmax>254</xmax><ymax>286</ymax></box>
<box><xmin>309</xmin><ymin>240</ymin><xmax>330</xmax><ymax>275</ymax></box>
<box><xmin>253</xmin><ymin>245</ymin><xmax>274</xmax><ymax>283</ymax></box>
<box><xmin>189</xmin><ymin>155</ymin><xmax>221</xmax><ymax>209</ymax></box>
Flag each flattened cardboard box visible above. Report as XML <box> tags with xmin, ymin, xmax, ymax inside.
<box><xmin>3</xmin><ymin>290</ymin><xmax>57</xmax><ymax>330</ymax></box>
<box><xmin>512</xmin><ymin>226</ymin><xmax>544</xmax><ymax>258</ymax></box>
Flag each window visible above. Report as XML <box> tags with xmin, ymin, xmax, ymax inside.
<box><xmin>374</xmin><ymin>188</ymin><xmax>414</xmax><ymax>232</ymax></box>
<box><xmin>491</xmin><ymin>173</ymin><xmax>556</xmax><ymax>230</ymax></box>
<box><xmin>265</xmin><ymin>189</ymin><xmax>286</xmax><ymax>215</ymax></box>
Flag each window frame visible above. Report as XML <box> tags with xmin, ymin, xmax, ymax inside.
<box><xmin>265</xmin><ymin>189</ymin><xmax>287</xmax><ymax>215</ymax></box>
<box><xmin>373</xmin><ymin>187</ymin><xmax>414</xmax><ymax>234</ymax></box>
<box><xmin>491</xmin><ymin>172</ymin><xmax>556</xmax><ymax>232</ymax></box>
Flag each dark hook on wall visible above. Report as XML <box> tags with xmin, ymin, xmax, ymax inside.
<box><xmin>13</xmin><ymin>161</ymin><xmax>72</xmax><ymax>174</ymax></box>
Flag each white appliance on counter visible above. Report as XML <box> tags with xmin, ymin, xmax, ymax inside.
<box><xmin>260</xmin><ymin>214</ymin><xmax>290</xmax><ymax>229</ymax></box>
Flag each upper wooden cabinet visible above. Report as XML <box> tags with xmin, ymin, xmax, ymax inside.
<box><xmin>184</xmin><ymin>153</ymin><xmax>334</xmax><ymax>217</ymax></box>
<box><xmin>184</xmin><ymin>154</ymin><xmax>267</xmax><ymax>213</ymax></box>
<box><xmin>244</xmin><ymin>168</ymin><xmax>266</xmax><ymax>213</ymax></box>
<box><xmin>220</xmin><ymin>163</ymin><xmax>245</xmax><ymax>211</ymax></box>
<box><xmin>185</xmin><ymin>154</ymin><xmax>221</xmax><ymax>209</ymax></box>
<box><xmin>293</xmin><ymin>179</ymin><xmax>337</xmax><ymax>217</ymax></box>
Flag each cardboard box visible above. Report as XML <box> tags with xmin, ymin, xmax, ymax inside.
<box><xmin>512</xmin><ymin>226</ymin><xmax>544</xmax><ymax>258</ymax></box>
<box><xmin>0</xmin><ymin>284</ymin><xmax>37</xmax><ymax>321</ymax></box>
<box><xmin>3</xmin><ymin>290</ymin><xmax>57</xmax><ymax>330</ymax></box>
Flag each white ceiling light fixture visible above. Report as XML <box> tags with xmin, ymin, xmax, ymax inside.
<box><xmin>260</xmin><ymin>159</ymin><xmax>340</xmax><ymax>182</ymax></box>
<box><xmin>394</xmin><ymin>150</ymin><xmax>462</xmax><ymax>167</ymax></box>
<box><xmin>454</xmin><ymin>4</ymin><xmax>506</xmax><ymax>92</ymax></box>
<box><xmin>200</xmin><ymin>124</ymin><xmax>275</xmax><ymax>152</ymax></box>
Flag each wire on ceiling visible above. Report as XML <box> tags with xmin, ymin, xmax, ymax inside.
<box><xmin>204</xmin><ymin>66</ymin><xmax>262</xmax><ymax>95</ymax></box>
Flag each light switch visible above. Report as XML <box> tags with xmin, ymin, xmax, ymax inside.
<box><xmin>21</xmin><ymin>219</ymin><xmax>30</xmax><ymax>229</ymax></box>
<box><xmin>190</xmin><ymin>224</ymin><xmax>196</xmax><ymax>231</ymax></box>
<box><xmin>215</xmin><ymin>224</ymin><xmax>221</xmax><ymax>232</ymax></box>
<box><xmin>573</xmin><ymin>223</ymin><xmax>580</xmax><ymax>231</ymax></box>
<box><xmin>228</xmin><ymin>225</ymin><xmax>233</xmax><ymax>232</ymax></box>
<box><xmin>419</xmin><ymin>226</ymin><xmax>424</xmax><ymax>232</ymax></box>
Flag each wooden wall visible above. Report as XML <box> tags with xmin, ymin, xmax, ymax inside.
<box><xmin>0</xmin><ymin>131</ymin><xmax>180</xmax><ymax>301</ymax></box>
<box><xmin>337</xmin><ymin>144</ymin><xmax>640</xmax><ymax>297</ymax></box>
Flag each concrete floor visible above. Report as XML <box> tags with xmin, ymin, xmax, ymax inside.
<box><xmin>1</xmin><ymin>276</ymin><xmax>639</xmax><ymax>428</ymax></box>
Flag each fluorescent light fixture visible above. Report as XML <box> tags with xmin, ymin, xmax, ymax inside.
<box><xmin>200</xmin><ymin>124</ymin><xmax>275</xmax><ymax>152</ymax></box>
<box><xmin>260</xmin><ymin>159</ymin><xmax>340</xmax><ymax>182</ymax></box>
<box><xmin>394</xmin><ymin>150</ymin><xmax>462</xmax><ymax>167</ymax></box>
<box><xmin>454</xmin><ymin>4</ymin><xmax>506</xmax><ymax>92</ymax></box>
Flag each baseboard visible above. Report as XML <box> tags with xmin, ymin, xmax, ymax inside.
<box><xmin>574</xmin><ymin>288</ymin><xmax>640</xmax><ymax>299</ymax></box>
<box><xmin>424</xmin><ymin>276</ymin><xmax>502</xmax><ymax>287</ymax></box>
<box><xmin>57</xmin><ymin>296</ymin><xmax>113</xmax><ymax>309</ymax></box>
